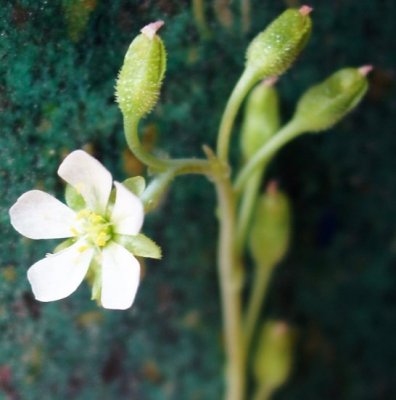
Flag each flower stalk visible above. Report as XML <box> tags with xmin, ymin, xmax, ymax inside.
<box><xmin>234</xmin><ymin>121</ymin><xmax>302</xmax><ymax>191</ymax></box>
<box><xmin>213</xmin><ymin>164</ymin><xmax>245</xmax><ymax>400</ymax></box>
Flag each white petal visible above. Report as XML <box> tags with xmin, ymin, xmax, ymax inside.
<box><xmin>27</xmin><ymin>240</ymin><xmax>94</xmax><ymax>302</ymax></box>
<box><xmin>57</xmin><ymin>150</ymin><xmax>112</xmax><ymax>214</ymax></box>
<box><xmin>111</xmin><ymin>182</ymin><xmax>144</xmax><ymax>235</ymax></box>
<box><xmin>9</xmin><ymin>190</ymin><xmax>76</xmax><ymax>239</ymax></box>
<box><xmin>101</xmin><ymin>242</ymin><xmax>140</xmax><ymax>310</ymax></box>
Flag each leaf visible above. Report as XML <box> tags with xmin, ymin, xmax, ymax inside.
<box><xmin>53</xmin><ymin>239</ymin><xmax>74</xmax><ymax>253</ymax></box>
<box><xmin>115</xmin><ymin>233</ymin><xmax>162</xmax><ymax>259</ymax></box>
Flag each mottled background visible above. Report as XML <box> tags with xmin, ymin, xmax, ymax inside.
<box><xmin>0</xmin><ymin>1</ymin><xmax>395</xmax><ymax>399</ymax></box>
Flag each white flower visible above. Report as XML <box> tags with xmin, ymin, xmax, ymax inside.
<box><xmin>9</xmin><ymin>150</ymin><xmax>145</xmax><ymax>310</ymax></box>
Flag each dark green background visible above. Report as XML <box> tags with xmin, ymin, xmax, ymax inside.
<box><xmin>1</xmin><ymin>1</ymin><xmax>395</xmax><ymax>399</ymax></box>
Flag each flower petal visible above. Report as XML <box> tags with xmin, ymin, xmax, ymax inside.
<box><xmin>57</xmin><ymin>150</ymin><xmax>112</xmax><ymax>214</ymax></box>
<box><xmin>27</xmin><ymin>240</ymin><xmax>94</xmax><ymax>302</ymax></box>
<box><xmin>101</xmin><ymin>242</ymin><xmax>140</xmax><ymax>310</ymax></box>
<box><xmin>111</xmin><ymin>182</ymin><xmax>144</xmax><ymax>235</ymax></box>
<box><xmin>9</xmin><ymin>190</ymin><xmax>76</xmax><ymax>239</ymax></box>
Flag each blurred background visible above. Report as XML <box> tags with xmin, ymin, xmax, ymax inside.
<box><xmin>0</xmin><ymin>1</ymin><xmax>395</xmax><ymax>399</ymax></box>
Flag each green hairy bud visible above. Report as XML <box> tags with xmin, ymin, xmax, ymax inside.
<box><xmin>253</xmin><ymin>321</ymin><xmax>295</xmax><ymax>390</ymax></box>
<box><xmin>249</xmin><ymin>182</ymin><xmax>291</xmax><ymax>267</ymax></box>
<box><xmin>246</xmin><ymin>6</ymin><xmax>312</xmax><ymax>80</ymax></box>
<box><xmin>292</xmin><ymin>66</ymin><xmax>371</xmax><ymax>132</ymax></box>
<box><xmin>116</xmin><ymin>21</ymin><xmax>167</xmax><ymax>120</ymax></box>
<box><xmin>240</xmin><ymin>78</ymin><xmax>280</xmax><ymax>161</ymax></box>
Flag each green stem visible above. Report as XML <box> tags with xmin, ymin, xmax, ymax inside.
<box><xmin>235</xmin><ymin>166</ymin><xmax>264</xmax><ymax>254</ymax></box>
<box><xmin>213</xmin><ymin>167</ymin><xmax>245</xmax><ymax>400</ymax></box>
<box><xmin>217</xmin><ymin>69</ymin><xmax>258</xmax><ymax>162</ymax></box>
<box><xmin>234</xmin><ymin>121</ymin><xmax>302</xmax><ymax>192</ymax></box>
<box><xmin>244</xmin><ymin>263</ymin><xmax>273</xmax><ymax>354</ymax></box>
<box><xmin>123</xmin><ymin>116</ymin><xmax>212</xmax><ymax>176</ymax></box>
<box><xmin>214</xmin><ymin>68</ymin><xmax>259</xmax><ymax>400</ymax></box>
<box><xmin>252</xmin><ymin>384</ymin><xmax>273</xmax><ymax>400</ymax></box>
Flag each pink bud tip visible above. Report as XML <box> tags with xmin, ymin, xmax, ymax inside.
<box><xmin>299</xmin><ymin>5</ymin><xmax>313</xmax><ymax>16</ymax></box>
<box><xmin>263</xmin><ymin>76</ymin><xmax>279</xmax><ymax>87</ymax></box>
<box><xmin>266</xmin><ymin>180</ymin><xmax>278</xmax><ymax>195</ymax></box>
<box><xmin>358</xmin><ymin>65</ymin><xmax>373</xmax><ymax>76</ymax></box>
<box><xmin>141</xmin><ymin>20</ymin><xmax>164</xmax><ymax>40</ymax></box>
<box><xmin>274</xmin><ymin>322</ymin><xmax>289</xmax><ymax>336</ymax></box>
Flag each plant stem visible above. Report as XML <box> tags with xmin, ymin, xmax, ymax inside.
<box><xmin>244</xmin><ymin>263</ymin><xmax>273</xmax><ymax>354</ymax></box>
<box><xmin>217</xmin><ymin>69</ymin><xmax>258</xmax><ymax>163</ymax></box>
<box><xmin>234</xmin><ymin>121</ymin><xmax>302</xmax><ymax>192</ymax></box>
<box><xmin>214</xmin><ymin>168</ymin><xmax>245</xmax><ymax>400</ymax></box>
<box><xmin>123</xmin><ymin>116</ymin><xmax>212</xmax><ymax>176</ymax></box>
<box><xmin>214</xmin><ymin>68</ymin><xmax>260</xmax><ymax>400</ymax></box>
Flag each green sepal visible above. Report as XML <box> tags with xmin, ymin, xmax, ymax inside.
<box><xmin>86</xmin><ymin>257</ymin><xmax>102</xmax><ymax>304</ymax></box>
<box><xmin>115</xmin><ymin>233</ymin><xmax>162</xmax><ymax>259</ymax></box>
<box><xmin>65</xmin><ymin>184</ymin><xmax>86</xmax><ymax>211</ymax></box>
<box><xmin>53</xmin><ymin>238</ymin><xmax>74</xmax><ymax>253</ymax></box>
<box><xmin>122</xmin><ymin>176</ymin><xmax>146</xmax><ymax>197</ymax></box>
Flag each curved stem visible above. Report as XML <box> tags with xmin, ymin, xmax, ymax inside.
<box><xmin>214</xmin><ymin>170</ymin><xmax>245</xmax><ymax>400</ymax></box>
<box><xmin>234</xmin><ymin>122</ymin><xmax>302</xmax><ymax>192</ymax></box>
<box><xmin>123</xmin><ymin>116</ymin><xmax>212</xmax><ymax>176</ymax></box>
<box><xmin>217</xmin><ymin>69</ymin><xmax>258</xmax><ymax>162</ymax></box>
<box><xmin>244</xmin><ymin>263</ymin><xmax>273</xmax><ymax>354</ymax></box>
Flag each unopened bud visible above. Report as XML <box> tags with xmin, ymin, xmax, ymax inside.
<box><xmin>240</xmin><ymin>78</ymin><xmax>280</xmax><ymax>161</ymax></box>
<box><xmin>249</xmin><ymin>182</ymin><xmax>291</xmax><ymax>267</ymax></box>
<box><xmin>246</xmin><ymin>7</ymin><xmax>312</xmax><ymax>80</ymax></box>
<box><xmin>292</xmin><ymin>67</ymin><xmax>370</xmax><ymax>132</ymax></box>
<box><xmin>115</xmin><ymin>21</ymin><xmax>167</xmax><ymax>120</ymax></box>
<box><xmin>253</xmin><ymin>321</ymin><xmax>295</xmax><ymax>389</ymax></box>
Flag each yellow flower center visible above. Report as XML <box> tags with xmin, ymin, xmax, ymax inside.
<box><xmin>71</xmin><ymin>209</ymin><xmax>112</xmax><ymax>249</ymax></box>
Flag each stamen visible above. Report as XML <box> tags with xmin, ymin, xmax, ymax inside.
<box><xmin>78</xmin><ymin>245</ymin><xmax>89</xmax><ymax>253</ymax></box>
<box><xmin>72</xmin><ymin>209</ymin><xmax>112</xmax><ymax>249</ymax></box>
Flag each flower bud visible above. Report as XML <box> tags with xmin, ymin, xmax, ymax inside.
<box><xmin>292</xmin><ymin>66</ymin><xmax>370</xmax><ymax>132</ymax></box>
<box><xmin>240</xmin><ymin>78</ymin><xmax>280</xmax><ymax>161</ymax></box>
<box><xmin>253</xmin><ymin>321</ymin><xmax>295</xmax><ymax>390</ymax></box>
<box><xmin>115</xmin><ymin>21</ymin><xmax>167</xmax><ymax>120</ymax></box>
<box><xmin>249</xmin><ymin>182</ymin><xmax>291</xmax><ymax>267</ymax></box>
<box><xmin>246</xmin><ymin>6</ymin><xmax>312</xmax><ymax>80</ymax></box>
